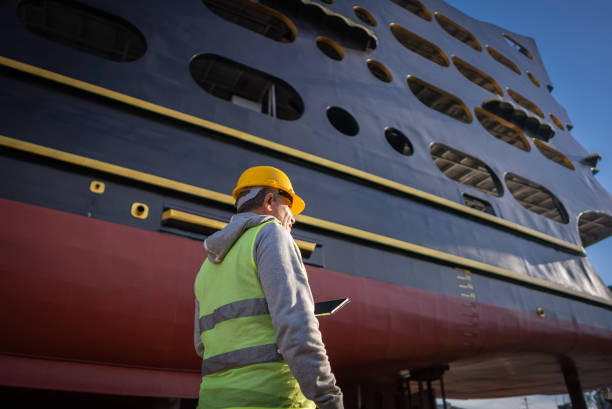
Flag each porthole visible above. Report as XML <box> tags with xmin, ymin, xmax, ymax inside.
<box><xmin>578</xmin><ymin>211</ymin><xmax>612</xmax><ymax>247</ymax></box>
<box><xmin>354</xmin><ymin>6</ymin><xmax>376</xmax><ymax>27</ymax></box>
<box><xmin>566</xmin><ymin>123</ymin><xmax>574</xmax><ymax>131</ymax></box>
<box><xmin>390</xmin><ymin>0</ymin><xmax>432</xmax><ymax>21</ymax></box>
<box><xmin>533</xmin><ymin>140</ymin><xmax>574</xmax><ymax>170</ymax></box>
<box><xmin>452</xmin><ymin>57</ymin><xmax>502</xmax><ymax>96</ymax></box>
<box><xmin>367</xmin><ymin>59</ymin><xmax>392</xmax><ymax>83</ymax></box>
<box><xmin>316</xmin><ymin>37</ymin><xmax>344</xmax><ymax>60</ymax></box>
<box><xmin>202</xmin><ymin>0</ymin><xmax>296</xmax><ymax>43</ymax></box>
<box><xmin>503</xmin><ymin>34</ymin><xmax>533</xmax><ymax>59</ymax></box>
<box><xmin>435</xmin><ymin>13</ymin><xmax>482</xmax><ymax>52</ymax></box>
<box><xmin>390</xmin><ymin>24</ymin><xmax>449</xmax><ymax>67</ymax></box>
<box><xmin>385</xmin><ymin>128</ymin><xmax>413</xmax><ymax>155</ymax></box>
<box><xmin>527</xmin><ymin>72</ymin><xmax>540</xmax><ymax>87</ymax></box>
<box><xmin>507</xmin><ymin>89</ymin><xmax>544</xmax><ymax>118</ymax></box>
<box><xmin>17</xmin><ymin>0</ymin><xmax>147</xmax><ymax>62</ymax></box>
<box><xmin>486</xmin><ymin>46</ymin><xmax>520</xmax><ymax>75</ymax></box>
<box><xmin>407</xmin><ymin>76</ymin><xmax>472</xmax><ymax>124</ymax></box>
<box><xmin>550</xmin><ymin>114</ymin><xmax>564</xmax><ymax>130</ymax></box>
<box><xmin>474</xmin><ymin>107</ymin><xmax>530</xmax><ymax>151</ymax></box>
<box><xmin>327</xmin><ymin>106</ymin><xmax>359</xmax><ymax>136</ymax></box>
<box><xmin>431</xmin><ymin>143</ymin><xmax>502</xmax><ymax>196</ymax></box>
<box><xmin>505</xmin><ymin>173</ymin><xmax>568</xmax><ymax>223</ymax></box>
<box><xmin>190</xmin><ymin>54</ymin><xmax>304</xmax><ymax>120</ymax></box>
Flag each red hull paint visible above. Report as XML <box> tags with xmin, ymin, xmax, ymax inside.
<box><xmin>0</xmin><ymin>354</ymin><xmax>198</xmax><ymax>398</ymax></box>
<box><xmin>1</xmin><ymin>198</ymin><xmax>611</xmax><ymax>398</ymax></box>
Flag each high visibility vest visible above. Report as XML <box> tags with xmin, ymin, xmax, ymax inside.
<box><xmin>195</xmin><ymin>221</ymin><xmax>315</xmax><ymax>409</ymax></box>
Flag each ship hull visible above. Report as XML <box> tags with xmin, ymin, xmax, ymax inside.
<box><xmin>1</xmin><ymin>198</ymin><xmax>610</xmax><ymax>399</ymax></box>
<box><xmin>2</xmin><ymin>0</ymin><xmax>612</xmax><ymax>401</ymax></box>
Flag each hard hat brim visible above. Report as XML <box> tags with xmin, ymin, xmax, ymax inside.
<box><xmin>290</xmin><ymin>193</ymin><xmax>305</xmax><ymax>216</ymax></box>
<box><xmin>232</xmin><ymin>184</ymin><xmax>305</xmax><ymax>216</ymax></box>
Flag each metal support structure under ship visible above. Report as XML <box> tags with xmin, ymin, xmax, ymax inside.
<box><xmin>1</xmin><ymin>0</ymin><xmax>612</xmax><ymax>407</ymax></box>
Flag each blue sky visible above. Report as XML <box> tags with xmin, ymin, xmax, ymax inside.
<box><xmin>440</xmin><ymin>1</ymin><xmax>610</xmax><ymax>407</ymax></box>
<box><xmin>443</xmin><ymin>0</ymin><xmax>612</xmax><ymax>289</ymax></box>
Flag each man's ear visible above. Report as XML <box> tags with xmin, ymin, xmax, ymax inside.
<box><xmin>263</xmin><ymin>192</ymin><xmax>275</xmax><ymax>211</ymax></box>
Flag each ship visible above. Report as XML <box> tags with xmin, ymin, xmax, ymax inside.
<box><xmin>1</xmin><ymin>0</ymin><xmax>611</xmax><ymax>407</ymax></box>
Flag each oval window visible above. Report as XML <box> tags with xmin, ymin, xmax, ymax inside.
<box><xmin>385</xmin><ymin>128</ymin><xmax>413</xmax><ymax>155</ymax></box>
<box><xmin>316</xmin><ymin>37</ymin><xmax>344</xmax><ymax>61</ymax></box>
<box><xmin>503</xmin><ymin>34</ymin><xmax>533</xmax><ymax>59</ymax></box>
<box><xmin>327</xmin><ymin>106</ymin><xmax>359</xmax><ymax>136</ymax></box>
<box><xmin>367</xmin><ymin>59</ymin><xmax>392</xmax><ymax>83</ymax></box>
<box><xmin>435</xmin><ymin>13</ymin><xmax>482</xmax><ymax>52</ymax></box>
<box><xmin>550</xmin><ymin>114</ymin><xmax>564</xmax><ymax>130</ymax></box>
<box><xmin>452</xmin><ymin>57</ymin><xmax>502</xmax><ymax>96</ymax></box>
<box><xmin>507</xmin><ymin>89</ymin><xmax>544</xmax><ymax>118</ymax></box>
<box><xmin>527</xmin><ymin>72</ymin><xmax>540</xmax><ymax>87</ymax></box>
<box><xmin>463</xmin><ymin>194</ymin><xmax>495</xmax><ymax>215</ymax></box>
<box><xmin>190</xmin><ymin>54</ymin><xmax>304</xmax><ymax>120</ymax></box>
<box><xmin>481</xmin><ymin>99</ymin><xmax>555</xmax><ymax>142</ymax></box>
<box><xmin>202</xmin><ymin>0</ymin><xmax>296</xmax><ymax>43</ymax></box>
<box><xmin>431</xmin><ymin>143</ymin><xmax>502</xmax><ymax>196</ymax></box>
<box><xmin>578</xmin><ymin>212</ymin><xmax>612</xmax><ymax>247</ymax></box>
<box><xmin>261</xmin><ymin>0</ymin><xmax>377</xmax><ymax>51</ymax></box>
<box><xmin>408</xmin><ymin>76</ymin><xmax>472</xmax><ymax>123</ymax></box>
<box><xmin>533</xmin><ymin>140</ymin><xmax>574</xmax><ymax>170</ymax></box>
<box><xmin>390</xmin><ymin>0</ymin><xmax>432</xmax><ymax>21</ymax></box>
<box><xmin>17</xmin><ymin>0</ymin><xmax>147</xmax><ymax>62</ymax></box>
<box><xmin>354</xmin><ymin>6</ymin><xmax>376</xmax><ymax>27</ymax></box>
<box><xmin>474</xmin><ymin>108</ymin><xmax>530</xmax><ymax>151</ymax></box>
<box><xmin>486</xmin><ymin>46</ymin><xmax>520</xmax><ymax>75</ymax></box>
<box><xmin>390</xmin><ymin>23</ymin><xmax>449</xmax><ymax>67</ymax></box>
<box><xmin>505</xmin><ymin>173</ymin><xmax>568</xmax><ymax>223</ymax></box>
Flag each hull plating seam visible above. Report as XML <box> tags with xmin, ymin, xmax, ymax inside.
<box><xmin>1</xmin><ymin>134</ymin><xmax>609</xmax><ymax>308</ymax></box>
<box><xmin>0</xmin><ymin>56</ymin><xmax>586</xmax><ymax>257</ymax></box>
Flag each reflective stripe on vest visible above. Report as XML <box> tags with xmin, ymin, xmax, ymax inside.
<box><xmin>201</xmin><ymin>343</ymin><xmax>283</xmax><ymax>376</ymax></box>
<box><xmin>199</xmin><ymin>297</ymin><xmax>269</xmax><ymax>333</ymax></box>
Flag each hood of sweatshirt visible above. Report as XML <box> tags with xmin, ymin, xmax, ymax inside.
<box><xmin>204</xmin><ymin>212</ymin><xmax>276</xmax><ymax>263</ymax></box>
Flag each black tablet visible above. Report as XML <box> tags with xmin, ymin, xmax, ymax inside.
<box><xmin>314</xmin><ymin>298</ymin><xmax>350</xmax><ymax>317</ymax></box>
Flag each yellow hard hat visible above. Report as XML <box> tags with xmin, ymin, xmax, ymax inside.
<box><xmin>232</xmin><ymin>166</ymin><xmax>305</xmax><ymax>215</ymax></box>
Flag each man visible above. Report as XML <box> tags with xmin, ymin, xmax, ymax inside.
<box><xmin>193</xmin><ymin>166</ymin><xmax>344</xmax><ymax>409</ymax></box>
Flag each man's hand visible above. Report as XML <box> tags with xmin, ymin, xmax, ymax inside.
<box><xmin>277</xmin><ymin>206</ymin><xmax>295</xmax><ymax>232</ymax></box>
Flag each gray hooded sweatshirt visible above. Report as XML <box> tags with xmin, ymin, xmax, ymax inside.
<box><xmin>194</xmin><ymin>212</ymin><xmax>344</xmax><ymax>409</ymax></box>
